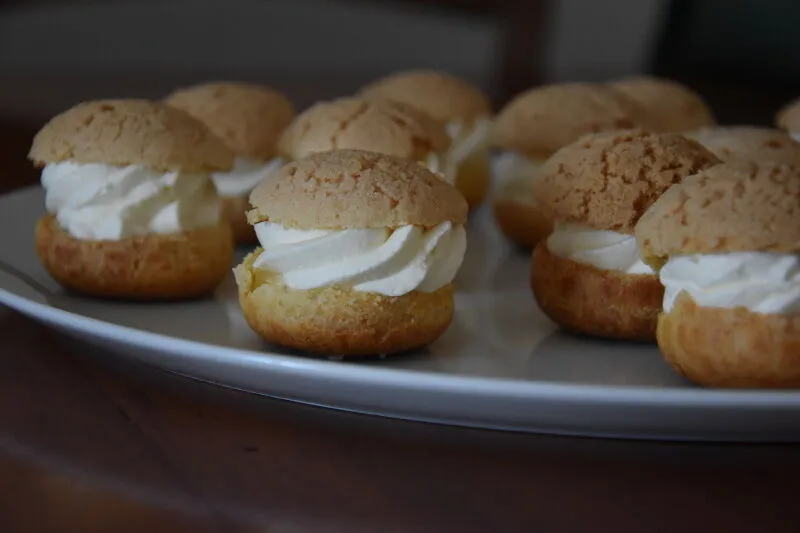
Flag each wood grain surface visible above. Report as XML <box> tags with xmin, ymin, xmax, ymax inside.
<box><xmin>3</xmin><ymin>305</ymin><xmax>800</xmax><ymax>533</ymax></box>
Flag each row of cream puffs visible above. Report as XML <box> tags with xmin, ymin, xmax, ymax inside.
<box><xmin>527</xmin><ymin>129</ymin><xmax>800</xmax><ymax>389</ymax></box>
<box><xmin>161</xmin><ymin>72</ymin><xmax>800</xmax><ymax>252</ymax></box>
<box><xmin>29</xmin><ymin>98</ymin><xmax>469</xmax><ymax>355</ymax></box>
<box><xmin>159</xmin><ymin>74</ymin><xmax>800</xmax><ymax>255</ymax></box>
<box><xmin>26</xmin><ymin>73</ymin><xmax>800</xmax><ymax>382</ymax></box>
<box><xmin>163</xmin><ymin>72</ymin><xmax>493</xmax><ymax>246</ymax></box>
<box><xmin>490</xmin><ymin>81</ymin><xmax>800</xmax><ymax>249</ymax></box>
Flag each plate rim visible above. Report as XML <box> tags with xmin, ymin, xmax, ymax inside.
<box><xmin>3</xmin><ymin>185</ymin><xmax>800</xmax><ymax>412</ymax></box>
<box><xmin>3</xmin><ymin>285</ymin><xmax>800</xmax><ymax>409</ymax></box>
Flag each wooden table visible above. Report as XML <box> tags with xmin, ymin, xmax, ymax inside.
<box><xmin>2</xmin><ymin>126</ymin><xmax>800</xmax><ymax>533</ymax></box>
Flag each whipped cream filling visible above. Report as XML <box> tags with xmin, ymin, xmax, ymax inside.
<box><xmin>423</xmin><ymin>152</ymin><xmax>455</xmax><ymax>184</ymax></box>
<box><xmin>660</xmin><ymin>253</ymin><xmax>800</xmax><ymax>314</ymax></box>
<box><xmin>42</xmin><ymin>161</ymin><xmax>221</xmax><ymax>241</ymax></box>
<box><xmin>490</xmin><ymin>151</ymin><xmax>543</xmax><ymax>204</ymax></box>
<box><xmin>419</xmin><ymin>118</ymin><xmax>491</xmax><ymax>185</ymax></box>
<box><xmin>446</xmin><ymin>116</ymin><xmax>491</xmax><ymax>169</ymax></box>
<box><xmin>547</xmin><ymin>223</ymin><xmax>654</xmax><ymax>274</ymax></box>
<box><xmin>252</xmin><ymin>221</ymin><xmax>467</xmax><ymax>296</ymax></box>
<box><xmin>211</xmin><ymin>156</ymin><xmax>284</xmax><ymax>197</ymax></box>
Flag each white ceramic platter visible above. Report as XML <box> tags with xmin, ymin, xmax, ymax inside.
<box><xmin>2</xmin><ymin>186</ymin><xmax>799</xmax><ymax>442</ymax></box>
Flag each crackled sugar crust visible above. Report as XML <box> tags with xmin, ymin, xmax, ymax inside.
<box><xmin>684</xmin><ymin>126</ymin><xmax>800</xmax><ymax>166</ymax></box>
<box><xmin>635</xmin><ymin>161</ymin><xmax>800</xmax><ymax>260</ymax></box>
<box><xmin>609</xmin><ymin>76</ymin><xmax>715</xmax><ymax>132</ymax></box>
<box><xmin>29</xmin><ymin>99</ymin><xmax>234</xmax><ymax>172</ymax></box>
<box><xmin>489</xmin><ymin>83</ymin><xmax>650</xmax><ymax>157</ymax></box>
<box><xmin>247</xmin><ymin>149</ymin><xmax>468</xmax><ymax>230</ymax></box>
<box><xmin>359</xmin><ymin>70</ymin><xmax>491</xmax><ymax>123</ymax></box>
<box><xmin>165</xmin><ymin>82</ymin><xmax>294</xmax><ymax>161</ymax></box>
<box><xmin>533</xmin><ymin>130</ymin><xmax>720</xmax><ymax>233</ymax></box>
<box><xmin>277</xmin><ymin>97</ymin><xmax>449</xmax><ymax>162</ymax></box>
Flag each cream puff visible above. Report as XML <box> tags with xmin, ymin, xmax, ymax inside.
<box><xmin>165</xmin><ymin>82</ymin><xmax>294</xmax><ymax>244</ymax></box>
<box><xmin>29</xmin><ymin>99</ymin><xmax>235</xmax><ymax>300</ymax></box>
<box><xmin>277</xmin><ymin>96</ymin><xmax>453</xmax><ymax>186</ymax></box>
<box><xmin>636</xmin><ymin>162</ymin><xmax>800</xmax><ymax>388</ymax></box>
<box><xmin>531</xmin><ymin>130</ymin><xmax>720</xmax><ymax>341</ymax></box>
<box><xmin>234</xmin><ymin>149</ymin><xmax>468</xmax><ymax>356</ymax></box>
<box><xmin>684</xmin><ymin>126</ymin><xmax>800</xmax><ymax>166</ymax></box>
<box><xmin>358</xmin><ymin>70</ymin><xmax>492</xmax><ymax>208</ymax></box>
<box><xmin>489</xmin><ymin>83</ymin><xmax>650</xmax><ymax>247</ymax></box>
<box><xmin>609</xmin><ymin>76</ymin><xmax>715</xmax><ymax>132</ymax></box>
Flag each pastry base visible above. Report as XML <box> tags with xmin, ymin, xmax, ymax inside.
<box><xmin>494</xmin><ymin>199</ymin><xmax>553</xmax><ymax>248</ymax></box>
<box><xmin>531</xmin><ymin>242</ymin><xmax>662</xmax><ymax>341</ymax></box>
<box><xmin>455</xmin><ymin>149</ymin><xmax>490</xmax><ymax>210</ymax></box>
<box><xmin>35</xmin><ymin>214</ymin><xmax>233</xmax><ymax>300</ymax></box>
<box><xmin>222</xmin><ymin>195</ymin><xmax>257</xmax><ymax>245</ymax></box>
<box><xmin>234</xmin><ymin>250</ymin><xmax>454</xmax><ymax>356</ymax></box>
<box><xmin>658</xmin><ymin>293</ymin><xmax>800</xmax><ymax>388</ymax></box>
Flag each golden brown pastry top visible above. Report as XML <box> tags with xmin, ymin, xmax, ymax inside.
<box><xmin>534</xmin><ymin>129</ymin><xmax>720</xmax><ymax>233</ymax></box>
<box><xmin>636</xmin><ymin>161</ymin><xmax>800</xmax><ymax>259</ymax></box>
<box><xmin>609</xmin><ymin>76</ymin><xmax>715</xmax><ymax>132</ymax></box>
<box><xmin>277</xmin><ymin>97</ymin><xmax>450</xmax><ymax>162</ymax></box>
<box><xmin>489</xmin><ymin>83</ymin><xmax>650</xmax><ymax>158</ymax></box>
<box><xmin>165</xmin><ymin>81</ymin><xmax>294</xmax><ymax>161</ymax></box>
<box><xmin>248</xmin><ymin>149</ymin><xmax>467</xmax><ymax>229</ymax></box>
<box><xmin>684</xmin><ymin>126</ymin><xmax>800</xmax><ymax>166</ymax></box>
<box><xmin>358</xmin><ymin>70</ymin><xmax>491</xmax><ymax>123</ymax></box>
<box><xmin>29</xmin><ymin>99</ymin><xmax>234</xmax><ymax>172</ymax></box>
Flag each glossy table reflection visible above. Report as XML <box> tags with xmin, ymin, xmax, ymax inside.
<box><xmin>3</xmin><ymin>307</ymin><xmax>800</xmax><ymax>533</ymax></box>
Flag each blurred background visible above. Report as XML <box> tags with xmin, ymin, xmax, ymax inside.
<box><xmin>1</xmin><ymin>0</ymin><xmax>798</xmax><ymax>185</ymax></box>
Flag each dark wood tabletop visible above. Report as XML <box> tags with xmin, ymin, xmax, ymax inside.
<box><xmin>2</xmin><ymin>121</ymin><xmax>800</xmax><ymax>533</ymax></box>
<box><xmin>4</xmin><ymin>309</ymin><xmax>800</xmax><ymax>533</ymax></box>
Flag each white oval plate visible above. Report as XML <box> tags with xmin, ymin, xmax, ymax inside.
<box><xmin>2</xmin><ymin>186</ymin><xmax>799</xmax><ymax>442</ymax></box>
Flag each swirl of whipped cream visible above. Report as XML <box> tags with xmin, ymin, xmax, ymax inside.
<box><xmin>547</xmin><ymin>223</ymin><xmax>654</xmax><ymax>274</ymax></box>
<box><xmin>660</xmin><ymin>253</ymin><xmax>800</xmax><ymax>314</ymax></box>
<box><xmin>211</xmin><ymin>156</ymin><xmax>284</xmax><ymax>197</ymax></box>
<box><xmin>42</xmin><ymin>161</ymin><xmax>221</xmax><ymax>241</ymax></box>
<box><xmin>491</xmin><ymin>151</ymin><xmax>542</xmax><ymax>204</ymax></box>
<box><xmin>252</xmin><ymin>221</ymin><xmax>467</xmax><ymax>296</ymax></box>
